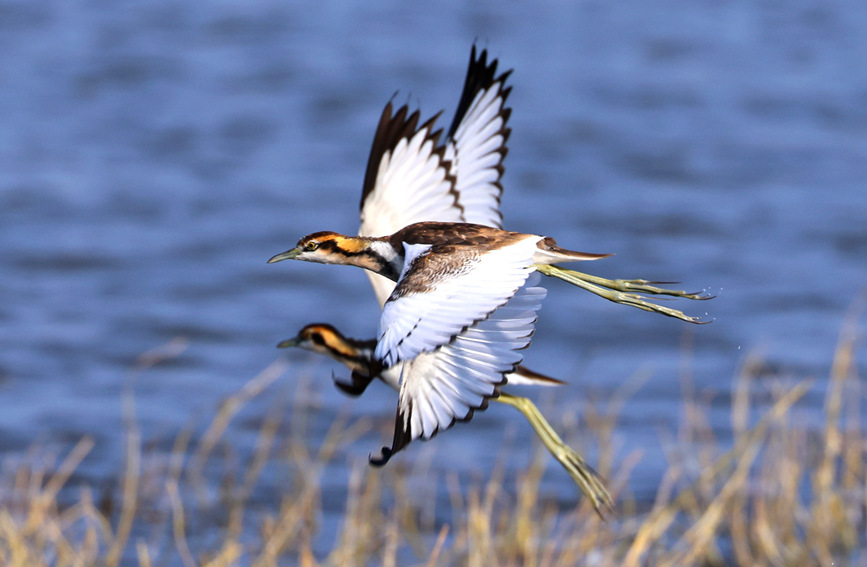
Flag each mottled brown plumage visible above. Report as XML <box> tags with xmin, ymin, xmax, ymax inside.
<box><xmin>394</xmin><ymin>245</ymin><xmax>481</xmax><ymax>295</ymax></box>
<box><xmin>390</xmin><ymin>222</ymin><xmax>609</xmax><ymax>259</ymax></box>
<box><xmin>390</xmin><ymin>221</ymin><xmax>519</xmax><ymax>248</ymax></box>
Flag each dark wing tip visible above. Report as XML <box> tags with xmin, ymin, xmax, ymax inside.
<box><xmin>360</xmin><ymin>99</ymin><xmax>441</xmax><ymax>212</ymax></box>
<box><xmin>369</xmin><ymin>397</ymin><xmax>416</xmax><ymax>467</ymax></box>
<box><xmin>447</xmin><ymin>45</ymin><xmax>514</xmax><ymax>139</ymax></box>
<box><xmin>368</xmin><ymin>447</ymin><xmax>393</xmax><ymax>467</ymax></box>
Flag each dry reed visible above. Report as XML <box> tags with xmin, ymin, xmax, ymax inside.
<box><xmin>0</xmin><ymin>323</ymin><xmax>863</xmax><ymax>566</ymax></box>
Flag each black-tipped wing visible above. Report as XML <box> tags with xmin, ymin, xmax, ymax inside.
<box><xmin>359</xmin><ymin>103</ymin><xmax>460</xmax><ymax>236</ymax></box>
<box><xmin>359</xmin><ymin>47</ymin><xmax>513</xmax><ymax>307</ymax></box>
<box><xmin>358</xmin><ymin>103</ymin><xmax>460</xmax><ymax>305</ymax></box>
<box><xmin>370</xmin><ymin>272</ymin><xmax>547</xmax><ymax>465</ymax></box>
<box><xmin>444</xmin><ymin>45</ymin><xmax>512</xmax><ymax>229</ymax></box>
<box><xmin>374</xmin><ymin>237</ymin><xmax>541</xmax><ymax>368</ymax></box>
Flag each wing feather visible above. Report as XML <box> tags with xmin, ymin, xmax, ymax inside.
<box><xmin>360</xmin><ymin>111</ymin><xmax>457</xmax><ymax>240</ymax></box>
<box><xmin>374</xmin><ymin>238</ymin><xmax>542</xmax><ymax>368</ymax></box>
<box><xmin>444</xmin><ymin>47</ymin><xmax>512</xmax><ymax>229</ymax></box>
<box><xmin>359</xmin><ymin>106</ymin><xmax>458</xmax><ymax>305</ymax></box>
<box><xmin>371</xmin><ymin>273</ymin><xmax>546</xmax><ymax>461</ymax></box>
<box><xmin>359</xmin><ymin>48</ymin><xmax>513</xmax><ymax>307</ymax></box>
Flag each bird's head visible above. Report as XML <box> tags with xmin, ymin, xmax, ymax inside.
<box><xmin>268</xmin><ymin>231</ymin><xmax>377</xmax><ymax>265</ymax></box>
<box><xmin>268</xmin><ymin>231</ymin><xmax>399</xmax><ymax>278</ymax></box>
<box><xmin>277</xmin><ymin>323</ymin><xmax>345</xmax><ymax>356</ymax></box>
<box><xmin>278</xmin><ymin>324</ymin><xmax>376</xmax><ymax>375</ymax></box>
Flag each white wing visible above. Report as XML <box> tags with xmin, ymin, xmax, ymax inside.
<box><xmin>370</xmin><ymin>273</ymin><xmax>546</xmax><ymax>463</ymax></box>
<box><xmin>374</xmin><ymin>237</ymin><xmax>541</xmax><ymax>368</ymax></box>
<box><xmin>358</xmin><ymin>104</ymin><xmax>459</xmax><ymax>305</ymax></box>
<box><xmin>358</xmin><ymin>104</ymin><xmax>459</xmax><ymax>244</ymax></box>
<box><xmin>444</xmin><ymin>46</ymin><xmax>511</xmax><ymax>229</ymax></box>
<box><xmin>359</xmin><ymin>48</ymin><xmax>512</xmax><ymax>307</ymax></box>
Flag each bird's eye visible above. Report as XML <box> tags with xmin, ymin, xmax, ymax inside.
<box><xmin>311</xmin><ymin>333</ymin><xmax>324</xmax><ymax>345</ymax></box>
<box><xmin>305</xmin><ymin>241</ymin><xmax>319</xmax><ymax>251</ymax></box>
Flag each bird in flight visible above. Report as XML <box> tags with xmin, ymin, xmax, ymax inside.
<box><xmin>280</xmin><ymin>322</ymin><xmax>612</xmax><ymax>515</ymax></box>
<box><xmin>269</xmin><ymin>46</ymin><xmax>709</xmax><ymax>515</ymax></box>
<box><xmin>276</xmin><ymin>48</ymin><xmax>614</xmax><ymax>515</ymax></box>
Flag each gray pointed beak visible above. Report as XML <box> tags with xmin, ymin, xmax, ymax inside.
<box><xmin>277</xmin><ymin>337</ymin><xmax>300</xmax><ymax>348</ymax></box>
<box><xmin>268</xmin><ymin>247</ymin><xmax>301</xmax><ymax>263</ymax></box>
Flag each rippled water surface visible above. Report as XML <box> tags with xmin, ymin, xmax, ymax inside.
<box><xmin>1</xmin><ymin>0</ymin><xmax>866</xmax><ymax>557</ymax></box>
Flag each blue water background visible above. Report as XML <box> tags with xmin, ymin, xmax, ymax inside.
<box><xmin>1</xmin><ymin>0</ymin><xmax>866</xmax><ymax>554</ymax></box>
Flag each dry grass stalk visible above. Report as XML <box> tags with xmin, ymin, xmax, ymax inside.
<box><xmin>0</xmin><ymin>321</ymin><xmax>863</xmax><ymax>565</ymax></box>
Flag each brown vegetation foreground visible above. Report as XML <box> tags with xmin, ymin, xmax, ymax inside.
<box><xmin>0</xmin><ymin>323</ymin><xmax>863</xmax><ymax>566</ymax></box>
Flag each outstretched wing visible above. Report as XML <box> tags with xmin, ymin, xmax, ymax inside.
<box><xmin>358</xmin><ymin>104</ymin><xmax>459</xmax><ymax>305</ymax></box>
<box><xmin>370</xmin><ymin>272</ymin><xmax>546</xmax><ymax>465</ymax></box>
<box><xmin>359</xmin><ymin>47</ymin><xmax>513</xmax><ymax>306</ymax></box>
<box><xmin>358</xmin><ymin>103</ymin><xmax>459</xmax><ymax>241</ymax></box>
<box><xmin>375</xmin><ymin>236</ymin><xmax>541</xmax><ymax>367</ymax></box>
<box><xmin>444</xmin><ymin>45</ymin><xmax>512</xmax><ymax>229</ymax></box>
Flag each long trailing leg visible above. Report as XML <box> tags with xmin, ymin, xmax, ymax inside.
<box><xmin>495</xmin><ymin>392</ymin><xmax>613</xmax><ymax>518</ymax></box>
<box><xmin>535</xmin><ymin>263</ymin><xmax>713</xmax><ymax>324</ymax></box>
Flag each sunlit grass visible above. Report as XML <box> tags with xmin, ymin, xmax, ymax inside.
<box><xmin>0</xmin><ymin>323</ymin><xmax>863</xmax><ymax>566</ymax></box>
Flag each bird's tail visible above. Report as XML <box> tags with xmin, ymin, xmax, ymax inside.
<box><xmin>505</xmin><ymin>365</ymin><xmax>566</xmax><ymax>387</ymax></box>
<box><xmin>534</xmin><ymin>237</ymin><xmax>612</xmax><ymax>264</ymax></box>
